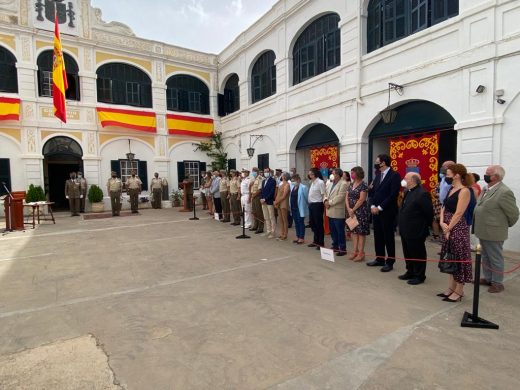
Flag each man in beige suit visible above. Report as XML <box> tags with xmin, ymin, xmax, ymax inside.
<box><xmin>65</xmin><ymin>172</ymin><xmax>81</xmax><ymax>216</ymax></box>
<box><xmin>324</xmin><ymin>168</ymin><xmax>349</xmax><ymax>256</ymax></box>
<box><xmin>126</xmin><ymin>171</ymin><xmax>142</xmax><ymax>214</ymax></box>
<box><xmin>474</xmin><ymin>165</ymin><xmax>519</xmax><ymax>293</ymax></box>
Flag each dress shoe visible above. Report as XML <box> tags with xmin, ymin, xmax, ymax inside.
<box><xmin>366</xmin><ymin>260</ymin><xmax>385</xmax><ymax>267</ymax></box>
<box><xmin>436</xmin><ymin>289</ymin><xmax>453</xmax><ymax>298</ymax></box>
<box><xmin>479</xmin><ymin>278</ymin><xmax>491</xmax><ymax>286</ymax></box>
<box><xmin>488</xmin><ymin>283</ymin><xmax>504</xmax><ymax>293</ymax></box>
<box><xmin>398</xmin><ymin>273</ymin><xmax>412</xmax><ymax>280</ymax></box>
<box><xmin>316</xmin><ymin>246</ymin><xmax>321</xmax><ymax>250</ymax></box>
<box><xmin>336</xmin><ymin>251</ymin><xmax>347</xmax><ymax>256</ymax></box>
<box><xmin>307</xmin><ymin>243</ymin><xmax>317</xmax><ymax>247</ymax></box>
<box><xmin>249</xmin><ymin>227</ymin><xmax>257</xmax><ymax>231</ymax></box>
<box><xmin>443</xmin><ymin>293</ymin><xmax>463</xmax><ymax>302</ymax></box>
<box><xmin>407</xmin><ymin>278</ymin><xmax>425</xmax><ymax>285</ymax></box>
<box><xmin>255</xmin><ymin>230</ymin><xmax>264</xmax><ymax>234</ymax></box>
<box><xmin>380</xmin><ymin>265</ymin><xmax>393</xmax><ymax>272</ymax></box>
<box><xmin>353</xmin><ymin>253</ymin><xmax>365</xmax><ymax>262</ymax></box>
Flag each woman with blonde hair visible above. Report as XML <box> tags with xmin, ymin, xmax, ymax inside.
<box><xmin>438</xmin><ymin>163</ymin><xmax>474</xmax><ymax>302</ymax></box>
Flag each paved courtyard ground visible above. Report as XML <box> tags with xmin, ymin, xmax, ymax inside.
<box><xmin>0</xmin><ymin>208</ymin><xmax>519</xmax><ymax>389</ymax></box>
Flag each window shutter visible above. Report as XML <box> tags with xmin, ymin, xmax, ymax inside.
<box><xmin>201</xmin><ymin>92</ymin><xmax>210</xmax><ymax>115</ymax></box>
<box><xmin>141</xmin><ymin>83</ymin><xmax>152</xmax><ymax>108</ymax></box>
<box><xmin>0</xmin><ymin>159</ymin><xmax>11</xmax><ymax>195</ymax></box>
<box><xmin>138</xmin><ymin>160</ymin><xmax>148</xmax><ymax>191</ymax></box>
<box><xmin>200</xmin><ymin>162</ymin><xmax>207</xmax><ymax>175</ymax></box>
<box><xmin>227</xmin><ymin>159</ymin><xmax>236</xmax><ymax>171</ymax></box>
<box><xmin>218</xmin><ymin>93</ymin><xmax>226</xmax><ymax>116</ymax></box>
<box><xmin>110</xmin><ymin>160</ymin><xmax>121</xmax><ymax>178</ymax></box>
<box><xmin>179</xmin><ymin>90</ymin><xmax>189</xmax><ymax>112</ymax></box>
<box><xmin>177</xmin><ymin>161</ymin><xmax>185</xmax><ymax>189</ymax></box>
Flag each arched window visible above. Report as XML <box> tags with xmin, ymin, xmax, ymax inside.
<box><xmin>166</xmin><ymin>75</ymin><xmax>209</xmax><ymax>115</ymax></box>
<box><xmin>37</xmin><ymin>50</ymin><xmax>79</xmax><ymax>100</ymax></box>
<box><xmin>367</xmin><ymin>0</ymin><xmax>459</xmax><ymax>53</ymax></box>
<box><xmin>222</xmin><ymin>74</ymin><xmax>240</xmax><ymax>116</ymax></box>
<box><xmin>0</xmin><ymin>46</ymin><xmax>17</xmax><ymax>93</ymax></box>
<box><xmin>251</xmin><ymin>51</ymin><xmax>276</xmax><ymax>104</ymax></box>
<box><xmin>96</xmin><ymin>63</ymin><xmax>152</xmax><ymax>108</ymax></box>
<box><xmin>292</xmin><ymin>13</ymin><xmax>341</xmax><ymax>86</ymax></box>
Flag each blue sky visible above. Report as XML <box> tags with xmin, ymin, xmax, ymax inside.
<box><xmin>90</xmin><ymin>0</ymin><xmax>279</xmax><ymax>54</ymax></box>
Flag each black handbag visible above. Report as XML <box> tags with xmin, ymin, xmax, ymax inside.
<box><xmin>438</xmin><ymin>239</ymin><xmax>460</xmax><ymax>274</ymax></box>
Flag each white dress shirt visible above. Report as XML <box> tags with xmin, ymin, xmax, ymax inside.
<box><xmin>308</xmin><ymin>178</ymin><xmax>326</xmax><ymax>203</ymax></box>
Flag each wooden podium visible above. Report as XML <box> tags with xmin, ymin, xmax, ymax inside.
<box><xmin>179</xmin><ymin>179</ymin><xmax>193</xmax><ymax>212</ymax></box>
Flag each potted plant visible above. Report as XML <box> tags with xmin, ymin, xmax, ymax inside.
<box><xmin>88</xmin><ymin>184</ymin><xmax>105</xmax><ymax>212</ymax></box>
<box><xmin>26</xmin><ymin>184</ymin><xmax>46</xmax><ymax>203</ymax></box>
<box><xmin>25</xmin><ymin>184</ymin><xmax>46</xmax><ymax>215</ymax></box>
<box><xmin>170</xmin><ymin>189</ymin><xmax>183</xmax><ymax>207</ymax></box>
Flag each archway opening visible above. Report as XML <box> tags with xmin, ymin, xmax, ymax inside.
<box><xmin>43</xmin><ymin>136</ymin><xmax>83</xmax><ymax>209</ymax></box>
<box><xmin>295</xmin><ymin>123</ymin><xmax>339</xmax><ymax>177</ymax></box>
<box><xmin>368</xmin><ymin>100</ymin><xmax>457</xmax><ymax>193</ymax></box>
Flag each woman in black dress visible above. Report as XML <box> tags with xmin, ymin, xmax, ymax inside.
<box><xmin>438</xmin><ymin>163</ymin><xmax>474</xmax><ymax>302</ymax></box>
<box><xmin>346</xmin><ymin>166</ymin><xmax>370</xmax><ymax>262</ymax></box>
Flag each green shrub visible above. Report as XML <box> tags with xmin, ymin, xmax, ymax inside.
<box><xmin>26</xmin><ymin>184</ymin><xmax>46</xmax><ymax>203</ymax></box>
<box><xmin>87</xmin><ymin>185</ymin><xmax>104</xmax><ymax>203</ymax></box>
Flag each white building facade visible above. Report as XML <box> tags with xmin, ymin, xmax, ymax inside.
<box><xmin>218</xmin><ymin>0</ymin><xmax>520</xmax><ymax>251</ymax></box>
<box><xmin>1</xmin><ymin>0</ymin><xmax>520</xmax><ymax>250</ymax></box>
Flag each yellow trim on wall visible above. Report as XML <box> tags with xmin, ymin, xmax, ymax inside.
<box><xmin>40</xmin><ymin>130</ymin><xmax>82</xmax><ymax>142</ymax></box>
<box><xmin>0</xmin><ymin>128</ymin><xmax>21</xmax><ymax>143</ymax></box>
<box><xmin>96</xmin><ymin>51</ymin><xmax>152</xmax><ymax>73</ymax></box>
<box><xmin>99</xmin><ymin>133</ymin><xmax>155</xmax><ymax>149</ymax></box>
<box><xmin>165</xmin><ymin>64</ymin><xmax>210</xmax><ymax>83</ymax></box>
<box><xmin>35</xmin><ymin>40</ymin><xmax>79</xmax><ymax>56</ymax></box>
<box><xmin>0</xmin><ymin>34</ymin><xmax>16</xmax><ymax>50</ymax></box>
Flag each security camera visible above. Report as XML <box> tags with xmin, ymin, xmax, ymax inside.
<box><xmin>475</xmin><ymin>85</ymin><xmax>485</xmax><ymax>93</ymax></box>
<box><xmin>496</xmin><ymin>98</ymin><xmax>506</xmax><ymax>105</ymax></box>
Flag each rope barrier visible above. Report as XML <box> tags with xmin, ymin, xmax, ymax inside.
<box><xmin>201</xmin><ymin>206</ymin><xmax>520</xmax><ymax>274</ymax></box>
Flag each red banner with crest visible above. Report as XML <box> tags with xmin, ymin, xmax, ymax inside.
<box><xmin>310</xmin><ymin>145</ymin><xmax>339</xmax><ymax>177</ymax></box>
<box><xmin>389</xmin><ymin>133</ymin><xmax>439</xmax><ymax>195</ymax></box>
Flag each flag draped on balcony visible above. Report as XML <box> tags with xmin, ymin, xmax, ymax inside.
<box><xmin>0</xmin><ymin>97</ymin><xmax>20</xmax><ymax>121</ymax></box>
<box><xmin>96</xmin><ymin>107</ymin><xmax>157</xmax><ymax>132</ymax></box>
<box><xmin>167</xmin><ymin>114</ymin><xmax>214</xmax><ymax>137</ymax></box>
<box><xmin>52</xmin><ymin>14</ymin><xmax>68</xmax><ymax>123</ymax></box>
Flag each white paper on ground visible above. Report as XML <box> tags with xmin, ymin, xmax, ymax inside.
<box><xmin>320</xmin><ymin>247</ymin><xmax>335</xmax><ymax>263</ymax></box>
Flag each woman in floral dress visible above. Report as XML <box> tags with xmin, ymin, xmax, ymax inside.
<box><xmin>345</xmin><ymin>166</ymin><xmax>370</xmax><ymax>262</ymax></box>
<box><xmin>438</xmin><ymin>163</ymin><xmax>474</xmax><ymax>302</ymax></box>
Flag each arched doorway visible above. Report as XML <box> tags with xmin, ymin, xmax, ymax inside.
<box><xmin>43</xmin><ymin>136</ymin><xmax>83</xmax><ymax>209</ymax></box>
<box><xmin>294</xmin><ymin>123</ymin><xmax>339</xmax><ymax>177</ymax></box>
<box><xmin>368</xmin><ymin>100</ymin><xmax>457</xmax><ymax>191</ymax></box>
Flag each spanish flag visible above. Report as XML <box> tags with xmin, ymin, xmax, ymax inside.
<box><xmin>52</xmin><ymin>15</ymin><xmax>68</xmax><ymax>123</ymax></box>
<box><xmin>167</xmin><ymin>114</ymin><xmax>214</xmax><ymax>138</ymax></box>
<box><xmin>97</xmin><ymin>107</ymin><xmax>157</xmax><ymax>132</ymax></box>
<box><xmin>0</xmin><ymin>97</ymin><xmax>20</xmax><ymax>121</ymax></box>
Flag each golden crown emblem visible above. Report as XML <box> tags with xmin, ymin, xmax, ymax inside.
<box><xmin>405</xmin><ymin>158</ymin><xmax>420</xmax><ymax>167</ymax></box>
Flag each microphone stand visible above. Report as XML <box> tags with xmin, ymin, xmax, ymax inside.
<box><xmin>2</xmin><ymin>182</ymin><xmax>14</xmax><ymax>233</ymax></box>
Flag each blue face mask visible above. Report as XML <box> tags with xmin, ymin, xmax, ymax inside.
<box><xmin>251</xmin><ymin>172</ymin><xmax>258</xmax><ymax>178</ymax></box>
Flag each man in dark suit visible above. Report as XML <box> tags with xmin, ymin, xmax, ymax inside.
<box><xmin>398</xmin><ymin>173</ymin><xmax>434</xmax><ymax>284</ymax></box>
<box><xmin>260</xmin><ymin>168</ymin><xmax>277</xmax><ymax>238</ymax></box>
<box><xmin>367</xmin><ymin>154</ymin><xmax>401</xmax><ymax>272</ymax></box>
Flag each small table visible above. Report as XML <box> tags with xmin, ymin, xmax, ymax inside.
<box><xmin>24</xmin><ymin>202</ymin><xmax>56</xmax><ymax>229</ymax></box>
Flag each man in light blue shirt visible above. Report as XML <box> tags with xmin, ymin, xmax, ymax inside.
<box><xmin>439</xmin><ymin>160</ymin><xmax>455</xmax><ymax>204</ymax></box>
<box><xmin>210</xmin><ymin>171</ymin><xmax>222</xmax><ymax>219</ymax></box>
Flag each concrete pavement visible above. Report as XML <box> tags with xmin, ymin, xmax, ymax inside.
<box><xmin>0</xmin><ymin>208</ymin><xmax>518</xmax><ymax>389</ymax></box>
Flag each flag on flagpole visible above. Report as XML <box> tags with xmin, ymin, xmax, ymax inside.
<box><xmin>52</xmin><ymin>14</ymin><xmax>68</xmax><ymax>123</ymax></box>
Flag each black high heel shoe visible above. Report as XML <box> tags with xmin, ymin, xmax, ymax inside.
<box><xmin>436</xmin><ymin>289</ymin><xmax>453</xmax><ymax>298</ymax></box>
<box><xmin>442</xmin><ymin>293</ymin><xmax>463</xmax><ymax>302</ymax></box>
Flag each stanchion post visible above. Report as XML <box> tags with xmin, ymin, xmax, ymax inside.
<box><xmin>461</xmin><ymin>245</ymin><xmax>499</xmax><ymax>329</ymax></box>
<box><xmin>236</xmin><ymin>206</ymin><xmax>250</xmax><ymax>239</ymax></box>
<box><xmin>189</xmin><ymin>196</ymin><xmax>199</xmax><ymax>220</ymax></box>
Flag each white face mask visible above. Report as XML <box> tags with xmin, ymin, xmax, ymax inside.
<box><xmin>264</xmin><ymin>172</ymin><xmax>270</xmax><ymax>178</ymax></box>
<box><xmin>401</xmin><ymin>179</ymin><xmax>407</xmax><ymax>188</ymax></box>
<box><xmin>329</xmin><ymin>174</ymin><xmax>335</xmax><ymax>181</ymax></box>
